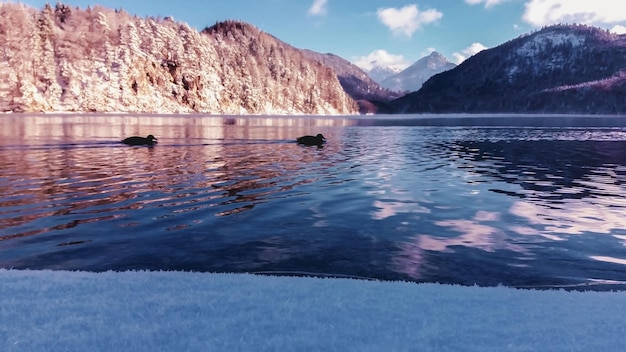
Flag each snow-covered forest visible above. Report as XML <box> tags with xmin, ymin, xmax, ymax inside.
<box><xmin>0</xmin><ymin>3</ymin><xmax>358</xmax><ymax>114</ymax></box>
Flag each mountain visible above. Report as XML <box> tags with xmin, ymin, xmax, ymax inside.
<box><xmin>392</xmin><ymin>25</ymin><xmax>626</xmax><ymax>114</ymax></box>
<box><xmin>380</xmin><ymin>52</ymin><xmax>456</xmax><ymax>93</ymax></box>
<box><xmin>0</xmin><ymin>3</ymin><xmax>358</xmax><ymax>114</ymax></box>
<box><xmin>301</xmin><ymin>50</ymin><xmax>404</xmax><ymax>114</ymax></box>
<box><xmin>367</xmin><ymin>65</ymin><xmax>404</xmax><ymax>84</ymax></box>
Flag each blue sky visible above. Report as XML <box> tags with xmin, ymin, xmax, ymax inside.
<box><xmin>21</xmin><ymin>0</ymin><xmax>626</xmax><ymax>69</ymax></box>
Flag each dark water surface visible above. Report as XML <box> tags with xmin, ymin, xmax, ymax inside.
<box><xmin>2</xmin><ymin>114</ymin><xmax>626</xmax><ymax>290</ymax></box>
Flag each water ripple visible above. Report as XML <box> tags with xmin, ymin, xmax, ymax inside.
<box><xmin>2</xmin><ymin>116</ymin><xmax>626</xmax><ymax>289</ymax></box>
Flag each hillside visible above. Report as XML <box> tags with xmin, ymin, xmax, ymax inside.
<box><xmin>0</xmin><ymin>3</ymin><xmax>358</xmax><ymax>114</ymax></box>
<box><xmin>392</xmin><ymin>25</ymin><xmax>626</xmax><ymax>114</ymax></box>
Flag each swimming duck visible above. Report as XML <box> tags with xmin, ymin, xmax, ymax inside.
<box><xmin>122</xmin><ymin>135</ymin><xmax>158</xmax><ymax>146</ymax></box>
<box><xmin>296</xmin><ymin>134</ymin><xmax>326</xmax><ymax>146</ymax></box>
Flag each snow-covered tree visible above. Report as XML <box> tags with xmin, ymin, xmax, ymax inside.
<box><xmin>0</xmin><ymin>3</ymin><xmax>358</xmax><ymax>114</ymax></box>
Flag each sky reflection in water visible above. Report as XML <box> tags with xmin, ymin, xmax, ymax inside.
<box><xmin>1</xmin><ymin>114</ymin><xmax>626</xmax><ymax>289</ymax></box>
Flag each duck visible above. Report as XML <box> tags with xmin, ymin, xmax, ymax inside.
<box><xmin>296</xmin><ymin>133</ymin><xmax>326</xmax><ymax>146</ymax></box>
<box><xmin>122</xmin><ymin>134</ymin><xmax>158</xmax><ymax>146</ymax></box>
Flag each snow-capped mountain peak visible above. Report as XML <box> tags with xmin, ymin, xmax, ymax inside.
<box><xmin>367</xmin><ymin>65</ymin><xmax>405</xmax><ymax>84</ymax></box>
<box><xmin>377</xmin><ymin>51</ymin><xmax>456</xmax><ymax>93</ymax></box>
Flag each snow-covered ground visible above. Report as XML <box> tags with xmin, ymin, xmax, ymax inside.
<box><xmin>1</xmin><ymin>270</ymin><xmax>625</xmax><ymax>351</ymax></box>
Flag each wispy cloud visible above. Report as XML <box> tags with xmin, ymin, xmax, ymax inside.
<box><xmin>353</xmin><ymin>49</ymin><xmax>409</xmax><ymax>71</ymax></box>
<box><xmin>522</xmin><ymin>0</ymin><xmax>626</xmax><ymax>27</ymax></box>
<box><xmin>377</xmin><ymin>5</ymin><xmax>443</xmax><ymax>37</ymax></box>
<box><xmin>465</xmin><ymin>0</ymin><xmax>510</xmax><ymax>8</ymax></box>
<box><xmin>308</xmin><ymin>0</ymin><xmax>328</xmax><ymax>17</ymax></box>
<box><xmin>452</xmin><ymin>42</ymin><xmax>488</xmax><ymax>64</ymax></box>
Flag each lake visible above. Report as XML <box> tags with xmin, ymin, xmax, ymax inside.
<box><xmin>2</xmin><ymin>113</ymin><xmax>626</xmax><ymax>290</ymax></box>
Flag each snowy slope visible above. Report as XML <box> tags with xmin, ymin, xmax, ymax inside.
<box><xmin>367</xmin><ymin>65</ymin><xmax>404</xmax><ymax>84</ymax></box>
<box><xmin>380</xmin><ymin>52</ymin><xmax>456</xmax><ymax>92</ymax></box>
<box><xmin>1</xmin><ymin>270</ymin><xmax>626</xmax><ymax>352</ymax></box>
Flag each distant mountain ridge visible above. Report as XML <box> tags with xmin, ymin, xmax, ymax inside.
<box><xmin>367</xmin><ymin>65</ymin><xmax>404</xmax><ymax>84</ymax></box>
<box><xmin>392</xmin><ymin>25</ymin><xmax>626</xmax><ymax>114</ymax></box>
<box><xmin>0</xmin><ymin>3</ymin><xmax>358</xmax><ymax>114</ymax></box>
<box><xmin>380</xmin><ymin>51</ymin><xmax>456</xmax><ymax>93</ymax></box>
<box><xmin>301</xmin><ymin>50</ymin><xmax>403</xmax><ymax>113</ymax></box>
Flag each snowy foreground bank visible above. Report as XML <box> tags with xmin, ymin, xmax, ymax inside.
<box><xmin>1</xmin><ymin>270</ymin><xmax>625</xmax><ymax>351</ymax></box>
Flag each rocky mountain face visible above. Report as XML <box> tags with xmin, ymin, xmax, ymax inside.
<box><xmin>392</xmin><ymin>25</ymin><xmax>626</xmax><ymax>114</ymax></box>
<box><xmin>380</xmin><ymin>52</ymin><xmax>456</xmax><ymax>93</ymax></box>
<box><xmin>302</xmin><ymin>50</ymin><xmax>403</xmax><ymax>113</ymax></box>
<box><xmin>0</xmin><ymin>3</ymin><xmax>358</xmax><ymax>114</ymax></box>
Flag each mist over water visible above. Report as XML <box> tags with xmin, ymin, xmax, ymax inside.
<box><xmin>1</xmin><ymin>114</ymin><xmax>626</xmax><ymax>289</ymax></box>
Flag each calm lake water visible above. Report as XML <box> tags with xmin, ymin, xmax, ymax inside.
<box><xmin>2</xmin><ymin>114</ymin><xmax>626</xmax><ymax>290</ymax></box>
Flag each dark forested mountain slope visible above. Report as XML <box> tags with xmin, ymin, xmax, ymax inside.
<box><xmin>392</xmin><ymin>25</ymin><xmax>626</xmax><ymax>114</ymax></box>
<box><xmin>367</xmin><ymin>65</ymin><xmax>404</xmax><ymax>85</ymax></box>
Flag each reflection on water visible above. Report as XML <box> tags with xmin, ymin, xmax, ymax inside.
<box><xmin>1</xmin><ymin>114</ymin><xmax>626</xmax><ymax>290</ymax></box>
<box><xmin>450</xmin><ymin>139</ymin><xmax>626</xmax><ymax>238</ymax></box>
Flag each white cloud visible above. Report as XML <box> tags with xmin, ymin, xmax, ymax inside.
<box><xmin>465</xmin><ymin>0</ymin><xmax>509</xmax><ymax>8</ymax></box>
<box><xmin>452</xmin><ymin>42</ymin><xmax>488</xmax><ymax>64</ymax></box>
<box><xmin>420</xmin><ymin>47</ymin><xmax>437</xmax><ymax>57</ymax></box>
<box><xmin>523</xmin><ymin>0</ymin><xmax>626</xmax><ymax>27</ymax></box>
<box><xmin>308</xmin><ymin>0</ymin><xmax>328</xmax><ymax>16</ymax></box>
<box><xmin>611</xmin><ymin>25</ymin><xmax>626</xmax><ymax>34</ymax></box>
<box><xmin>377</xmin><ymin>5</ymin><xmax>443</xmax><ymax>37</ymax></box>
<box><xmin>353</xmin><ymin>49</ymin><xmax>409</xmax><ymax>71</ymax></box>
